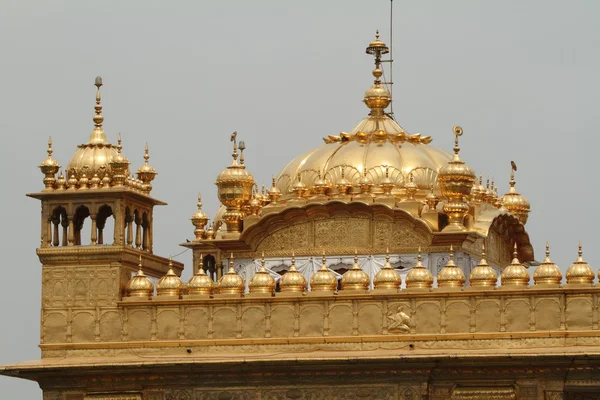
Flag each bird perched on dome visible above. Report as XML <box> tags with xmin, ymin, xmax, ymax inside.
<box><xmin>501</xmin><ymin>161</ymin><xmax>530</xmax><ymax>224</ymax></box>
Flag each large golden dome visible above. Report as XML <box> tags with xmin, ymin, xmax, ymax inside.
<box><xmin>274</xmin><ymin>33</ymin><xmax>451</xmax><ymax>198</ymax></box>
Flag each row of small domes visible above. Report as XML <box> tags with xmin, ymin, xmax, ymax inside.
<box><xmin>126</xmin><ymin>243</ymin><xmax>595</xmax><ymax>298</ymax></box>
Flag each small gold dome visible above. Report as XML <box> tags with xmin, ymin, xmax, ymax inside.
<box><xmin>310</xmin><ymin>255</ymin><xmax>338</xmax><ymax>292</ymax></box>
<box><xmin>437</xmin><ymin>246</ymin><xmax>466</xmax><ymax>288</ymax></box>
<box><xmin>136</xmin><ymin>143</ymin><xmax>157</xmax><ymax>193</ymax></box>
<box><xmin>126</xmin><ymin>256</ymin><xmax>155</xmax><ymax>298</ymax></box>
<box><xmin>67</xmin><ymin>77</ymin><xmax>123</xmax><ymax>181</ymax></box>
<box><xmin>249</xmin><ymin>255</ymin><xmax>276</xmax><ymax>294</ymax></box>
<box><xmin>187</xmin><ymin>254</ymin><xmax>214</xmax><ymax>296</ymax></box>
<box><xmin>39</xmin><ymin>137</ymin><xmax>61</xmax><ymax>190</ymax></box>
<box><xmin>404</xmin><ymin>172</ymin><xmax>418</xmax><ymax>200</ymax></box>
<box><xmin>292</xmin><ymin>173</ymin><xmax>308</xmax><ymax>195</ymax></box>
<box><xmin>218</xmin><ymin>255</ymin><xmax>246</xmax><ymax>295</ymax></box>
<box><xmin>469</xmin><ymin>243</ymin><xmax>497</xmax><ymax>288</ymax></box>
<box><xmin>156</xmin><ymin>258</ymin><xmax>183</xmax><ymax>296</ymax></box>
<box><xmin>501</xmin><ymin>163</ymin><xmax>530</xmax><ymax>224</ymax></box>
<box><xmin>373</xmin><ymin>252</ymin><xmax>401</xmax><ymax>290</ymax></box>
<box><xmin>191</xmin><ymin>193</ymin><xmax>209</xmax><ymax>240</ymax></box>
<box><xmin>437</xmin><ymin>126</ymin><xmax>476</xmax><ymax>232</ymax></box>
<box><xmin>341</xmin><ymin>253</ymin><xmax>371</xmax><ymax>291</ymax></box>
<box><xmin>267</xmin><ymin>176</ymin><xmax>282</xmax><ymax>203</ymax></box>
<box><xmin>406</xmin><ymin>249</ymin><xmax>434</xmax><ymax>289</ymax></box>
<box><xmin>501</xmin><ymin>244</ymin><xmax>530</xmax><ymax>286</ymax></box>
<box><xmin>425</xmin><ymin>185</ymin><xmax>439</xmax><ymax>211</ymax></box>
<box><xmin>533</xmin><ymin>243</ymin><xmax>563</xmax><ymax>286</ymax></box>
<box><xmin>248</xmin><ymin>188</ymin><xmax>262</xmax><ymax>216</ymax></box>
<box><xmin>566</xmin><ymin>243</ymin><xmax>594</xmax><ymax>285</ymax></box>
<box><xmin>215</xmin><ymin>134</ymin><xmax>255</xmax><ymax>208</ymax></box>
<box><xmin>280</xmin><ymin>254</ymin><xmax>307</xmax><ymax>293</ymax></box>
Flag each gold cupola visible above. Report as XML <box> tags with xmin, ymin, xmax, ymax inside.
<box><xmin>218</xmin><ymin>254</ymin><xmax>246</xmax><ymax>295</ymax></box>
<box><xmin>39</xmin><ymin>137</ymin><xmax>61</xmax><ymax>191</ymax></box>
<box><xmin>437</xmin><ymin>126</ymin><xmax>476</xmax><ymax>232</ymax></box>
<box><xmin>215</xmin><ymin>132</ymin><xmax>255</xmax><ymax>237</ymax></box>
<box><xmin>406</xmin><ymin>248</ymin><xmax>434</xmax><ymax>289</ymax></box>
<box><xmin>341</xmin><ymin>253</ymin><xmax>370</xmax><ymax>291</ymax></box>
<box><xmin>267</xmin><ymin>176</ymin><xmax>282</xmax><ymax>204</ymax></box>
<box><xmin>566</xmin><ymin>243</ymin><xmax>594</xmax><ymax>285</ymax></box>
<box><xmin>249</xmin><ymin>254</ymin><xmax>276</xmax><ymax>294</ymax></box>
<box><xmin>67</xmin><ymin>77</ymin><xmax>122</xmax><ymax>182</ymax></box>
<box><xmin>373</xmin><ymin>251</ymin><xmax>401</xmax><ymax>290</ymax></box>
<box><xmin>274</xmin><ymin>32</ymin><xmax>450</xmax><ymax>207</ymax></box>
<box><xmin>126</xmin><ymin>256</ymin><xmax>155</xmax><ymax>298</ymax></box>
<box><xmin>437</xmin><ymin>246</ymin><xmax>466</xmax><ymax>288</ymax></box>
<box><xmin>108</xmin><ymin>134</ymin><xmax>130</xmax><ymax>187</ymax></box>
<box><xmin>310</xmin><ymin>254</ymin><xmax>338</xmax><ymax>292</ymax></box>
<box><xmin>279</xmin><ymin>253</ymin><xmax>307</xmax><ymax>293</ymax></box>
<box><xmin>501</xmin><ymin>244</ymin><xmax>530</xmax><ymax>287</ymax></box>
<box><xmin>191</xmin><ymin>193</ymin><xmax>209</xmax><ymax>240</ymax></box>
<box><xmin>501</xmin><ymin>161</ymin><xmax>531</xmax><ymax>224</ymax></box>
<box><xmin>136</xmin><ymin>143</ymin><xmax>157</xmax><ymax>194</ymax></box>
<box><xmin>187</xmin><ymin>254</ymin><xmax>214</xmax><ymax>296</ymax></box>
<box><xmin>156</xmin><ymin>257</ymin><xmax>184</xmax><ymax>297</ymax></box>
<box><xmin>533</xmin><ymin>243</ymin><xmax>563</xmax><ymax>286</ymax></box>
<box><xmin>469</xmin><ymin>243</ymin><xmax>498</xmax><ymax>288</ymax></box>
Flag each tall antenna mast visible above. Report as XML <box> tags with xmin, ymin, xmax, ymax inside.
<box><xmin>381</xmin><ymin>0</ymin><xmax>395</xmax><ymax>119</ymax></box>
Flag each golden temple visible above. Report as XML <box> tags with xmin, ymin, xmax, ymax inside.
<box><xmin>2</xmin><ymin>31</ymin><xmax>600</xmax><ymax>400</ymax></box>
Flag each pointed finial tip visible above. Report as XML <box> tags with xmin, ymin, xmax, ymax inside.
<box><xmin>94</xmin><ymin>76</ymin><xmax>103</xmax><ymax>87</ymax></box>
<box><xmin>578</xmin><ymin>241</ymin><xmax>583</xmax><ymax>257</ymax></box>
<box><xmin>138</xmin><ymin>254</ymin><xmax>142</xmax><ymax>267</ymax></box>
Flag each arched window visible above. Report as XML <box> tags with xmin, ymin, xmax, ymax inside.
<box><xmin>50</xmin><ymin>206</ymin><xmax>68</xmax><ymax>247</ymax></box>
<box><xmin>73</xmin><ymin>205</ymin><xmax>90</xmax><ymax>245</ymax></box>
<box><xmin>96</xmin><ymin>205</ymin><xmax>114</xmax><ymax>245</ymax></box>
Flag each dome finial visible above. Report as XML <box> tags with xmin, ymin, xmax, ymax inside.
<box><xmin>545</xmin><ymin>241</ymin><xmax>550</xmax><ymax>260</ymax></box>
<box><xmin>230</xmin><ymin>131</ymin><xmax>239</xmax><ymax>163</ymax></box>
<box><xmin>136</xmin><ymin>142</ymin><xmax>157</xmax><ymax>194</ymax></box>
<box><xmin>364</xmin><ymin>31</ymin><xmax>391</xmax><ymax>115</ymax></box>
<box><xmin>578</xmin><ymin>241</ymin><xmax>583</xmax><ymax>259</ymax></box>
<box><xmin>89</xmin><ymin>76</ymin><xmax>108</xmax><ymax>145</ymax></box>
<box><xmin>239</xmin><ymin>140</ymin><xmax>246</xmax><ymax>165</ymax></box>
<box><xmin>452</xmin><ymin>125</ymin><xmax>463</xmax><ymax>156</ymax></box>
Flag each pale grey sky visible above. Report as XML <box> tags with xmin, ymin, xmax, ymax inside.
<box><xmin>1</xmin><ymin>1</ymin><xmax>599</xmax><ymax>397</ymax></box>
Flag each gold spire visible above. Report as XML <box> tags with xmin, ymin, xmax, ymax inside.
<box><xmin>126</xmin><ymin>255</ymin><xmax>155</xmax><ymax>298</ymax></box>
<box><xmin>437</xmin><ymin>245</ymin><xmax>466</xmax><ymax>288</ymax></box>
<box><xmin>437</xmin><ymin>126</ymin><xmax>476</xmax><ymax>232</ymax></box>
<box><xmin>341</xmin><ymin>251</ymin><xmax>370</xmax><ymax>291</ymax></box>
<box><xmin>373</xmin><ymin>249</ymin><xmax>402</xmax><ymax>290</ymax></box>
<box><xmin>156</xmin><ymin>257</ymin><xmax>183</xmax><ymax>297</ymax></box>
<box><xmin>88</xmin><ymin>76</ymin><xmax>108</xmax><ymax>145</ymax></box>
<box><xmin>280</xmin><ymin>252</ymin><xmax>307</xmax><ymax>293</ymax></box>
<box><xmin>267</xmin><ymin>176</ymin><xmax>282</xmax><ymax>204</ymax></box>
<box><xmin>364</xmin><ymin>31</ymin><xmax>391</xmax><ymax>115</ymax></box>
<box><xmin>469</xmin><ymin>243</ymin><xmax>498</xmax><ymax>288</ymax></box>
<box><xmin>187</xmin><ymin>254</ymin><xmax>214</xmax><ymax>296</ymax></box>
<box><xmin>501</xmin><ymin>161</ymin><xmax>531</xmax><ymax>224</ymax></box>
<box><xmin>136</xmin><ymin>143</ymin><xmax>157</xmax><ymax>193</ymax></box>
<box><xmin>218</xmin><ymin>253</ymin><xmax>246</xmax><ymax>295</ymax></box>
<box><xmin>191</xmin><ymin>193</ymin><xmax>209</xmax><ymax>240</ymax></box>
<box><xmin>249</xmin><ymin>253</ymin><xmax>276</xmax><ymax>294</ymax></box>
<box><xmin>39</xmin><ymin>137</ymin><xmax>60</xmax><ymax>191</ymax></box>
<box><xmin>404</xmin><ymin>172</ymin><xmax>418</xmax><ymax>200</ymax></box>
<box><xmin>108</xmin><ymin>133</ymin><xmax>130</xmax><ymax>187</ymax></box>
<box><xmin>566</xmin><ymin>242</ymin><xmax>595</xmax><ymax>285</ymax></box>
<box><xmin>425</xmin><ymin>184</ymin><xmax>439</xmax><ymax>211</ymax></box>
<box><xmin>406</xmin><ymin>247</ymin><xmax>434</xmax><ymax>289</ymax></box>
<box><xmin>501</xmin><ymin>244</ymin><xmax>530</xmax><ymax>287</ymax></box>
<box><xmin>533</xmin><ymin>242</ymin><xmax>563</xmax><ymax>286</ymax></box>
<box><xmin>310</xmin><ymin>253</ymin><xmax>338</xmax><ymax>292</ymax></box>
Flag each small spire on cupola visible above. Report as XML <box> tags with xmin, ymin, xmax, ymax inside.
<box><xmin>501</xmin><ymin>243</ymin><xmax>530</xmax><ymax>287</ymax></box>
<box><xmin>364</xmin><ymin>30</ymin><xmax>391</xmax><ymax>116</ymax></box>
<box><xmin>501</xmin><ymin>161</ymin><xmax>531</xmax><ymax>224</ymax></box>
<box><xmin>136</xmin><ymin>143</ymin><xmax>157</xmax><ymax>194</ymax></box>
<box><xmin>566</xmin><ymin>242</ymin><xmax>595</xmax><ymax>285</ymax></box>
<box><xmin>39</xmin><ymin>137</ymin><xmax>60</xmax><ymax>191</ymax></box>
<box><xmin>89</xmin><ymin>76</ymin><xmax>108</xmax><ymax>145</ymax></box>
<box><xmin>191</xmin><ymin>193</ymin><xmax>209</xmax><ymax>240</ymax></box>
<box><xmin>109</xmin><ymin>133</ymin><xmax>130</xmax><ymax>187</ymax></box>
<box><xmin>406</xmin><ymin>247</ymin><xmax>434</xmax><ymax>289</ymax></box>
<box><xmin>533</xmin><ymin>242</ymin><xmax>563</xmax><ymax>286</ymax></box>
